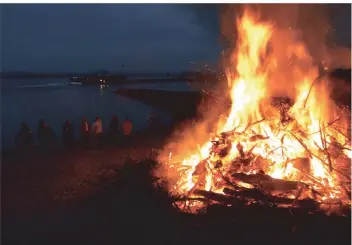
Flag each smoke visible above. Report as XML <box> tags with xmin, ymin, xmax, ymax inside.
<box><xmin>177</xmin><ymin>4</ymin><xmax>220</xmax><ymax>36</ymax></box>
<box><xmin>219</xmin><ymin>4</ymin><xmax>351</xmax><ymax>98</ymax></box>
<box><xmin>182</xmin><ymin>4</ymin><xmax>351</xmax><ymax>73</ymax></box>
<box><xmin>260</xmin><ymin>4</ymin><xmax>351</xmax><ymax>69</ymax></box>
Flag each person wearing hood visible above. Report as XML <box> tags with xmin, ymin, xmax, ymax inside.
<box><xmin>62</xmin><ymin>120</ymin><xmax>75</xmax><ymax>149</ymax></box>
<box><xmin>14</xmin><ymin>121</ymin><xmax>34</xmax><ymax>150</ymax></box>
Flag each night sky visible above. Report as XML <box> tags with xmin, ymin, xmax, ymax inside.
<box><xmin>0</xmin><ymin>4</ymin><xmax>350</xmax><ymax>73</ymax></box>
<box><xmin>0</xmin><ymin>4</ymin><xmax>220</xmax><ymax>73</ymax></box>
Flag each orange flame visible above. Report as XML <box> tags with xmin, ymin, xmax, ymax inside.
<box><xmin>159</xmin><ymin>8</ymin><xmax>351</xmax><ymax>212</ymax></box>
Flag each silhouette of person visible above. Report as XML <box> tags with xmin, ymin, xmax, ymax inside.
<box><xmin>37</xmin><ymin>119</ymin><xmax>56</xmax><ymax>149</ymax></box>
<box><xmin>92</xmin><ymin>117</ymin><xmax>104</xmax><ymax>148</ymax></box>
<box><xmin>108</xmin><ymin>115</ymin><xmax>120</xmax><ymax>146</ymax></box>
<box><xmin>80</xmin><ymin>117</ymin><xmax>90</xmax><ymax>148</ymax></box>
<box><xmin>14</xmin><ymin>121</ymin><xmax>34</xmax><ymax>149</ymax></box>
<box><xmin>62</xmin><ymin>120</ymin><xmax>75</xmax><ymax>149</ymax></box>
<box><xmin>122</xmin><ymin>116</ymin><xmax>133</xmax><ymax>147</ymax></box>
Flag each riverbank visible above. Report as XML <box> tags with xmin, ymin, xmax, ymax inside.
<box><xmin>3</xmin><ymin>157</ymin><xmax>350</xmax><ymax>245</ymax></box>
<box><xmin>2</xmin><ymin>130</ymin><xmax>179</xmax><ymax>245</ymax></box>
<box><xmin>2</xmin><ymin>128</ymin><xmax>171</xmax><ymax>219</ymax></box>
<box><xmin>3</xmin><ymin>124</ymin><xmax>351</xmax><ymax>245</ymax></box>
<box><xmin>115</xmin><ymin>88</ymin><xmax>207</xmax><ymax>121</ymax></box>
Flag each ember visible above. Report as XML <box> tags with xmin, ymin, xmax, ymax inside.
<box><xmin>157</xmin><ymin>8</ymin><xmax>351</xmax><ymax>214</ymax></box>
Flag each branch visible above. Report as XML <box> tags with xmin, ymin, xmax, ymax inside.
<box><xmin>303</xmin><ymin>72</ymin><xmax>327</xmax><ymax>108</ymax></box>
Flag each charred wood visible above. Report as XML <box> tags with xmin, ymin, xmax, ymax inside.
<box><xmin>249</xmin><ymin>134</ymin><xmax>269</xmax><ymax>142</ymax></box>
<box><xmin>230</xmin><ymin>172</ymin><xmax>308</xmax><ymax>193</ymax></box>
<box><xmin>193</xmin><ymin>189</ymin><xmax>243</xmax><ymax>205</ymax></box>
<box><xmin>192</xmin><ymin>159</ymin><xmax>208</xmax><ymax>176</ymax></box>
<box><xmin>193</xmin><ymin>188</ymin><xmax>318</xmax><ymax>210</ymax></box>
<box><xmin>214</xmin><ymin>160</ymin><xmax>223</xmax><ymax>169</ymax></box>
<box><xmin>223</xmin><ymin>187</ymin><xmax>318</xmax><ymax>210</ymax></box>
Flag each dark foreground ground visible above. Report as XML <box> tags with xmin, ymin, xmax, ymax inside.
<box><xmin>2</xmin><ymin>131</ymin><xmax>351</xmax><ymax>245</ymax></box>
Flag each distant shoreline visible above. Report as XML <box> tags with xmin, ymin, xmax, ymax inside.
<box><xmin>0</xmin><ymin>71</ymin><xmax>218</xmax><ymax>85</ymax></box>
<box><xmin>0</xmin><ymin>75</ymin><xmax>215</xmax><ymax>88</ymax></box>
<box><xmin>0</xmin><ymin>73</ymin><xmax>192</xmax><ymax>83</ymax></box>
<box><xmin>1</xmin><ymin>74</ymin><xmax>71</xmax><ymax>79</ymax></box>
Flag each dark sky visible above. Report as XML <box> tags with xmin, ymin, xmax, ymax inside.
<box><xmin>0</xmin><ymin>4</ymin><xmax>220</xmax><ymax>73</ymax></box>
<box><xmin>0</xmin><ymin>4</ymin><xmax>350</xmax><ymax>73</ymax></box>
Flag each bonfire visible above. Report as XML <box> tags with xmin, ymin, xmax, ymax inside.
<box><xmin>158</xmin><ymin>8</ymin><xmax>352</xmax><ymax>214</ymax></box>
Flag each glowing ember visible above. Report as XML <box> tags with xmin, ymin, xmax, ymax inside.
<box><xmin>158</xmin><ymin>8</ymin><xmax>351</xmax><ymax>213</ymax></box>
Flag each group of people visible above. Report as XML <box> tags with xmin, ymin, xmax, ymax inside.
<box><xmin>14</xmin><ymin>116</ymin><xmax>135</xmax><ymax>150</ymax></box>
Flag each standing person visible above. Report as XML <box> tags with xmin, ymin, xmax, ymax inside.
<box><xmin>14</xmin><ymin>121</ymin><xmax>34</xmax><ymax>150</ymax></box>
<box><xmin>148</xmin><ymin>112</ymin><xmax>160</xmax><ymax>133</ymax></box>
<box><xmin>80</xmin><ymin>117</ymin><xmax>90</xmax><ymax>148</ymax></box>
<box><xmin>37</xmin><ymin>119</ymin><xmax>56</xmax><ymax>149</ymax></box>
<box><xmin>148</xmin><ymin>113</ymin><xmax>155</xmax><ymax>130</ymax></box>
<box><xmin>108</xmin><ymin>115</ymin><xmax>119</xmax><ymax>146</ymax></box>
<box><xmin>148</xmin><ymin>113</ymin><xmax>162</xmax><ymax>141</ymax></box>
<box><xmin>122</xmin><ymin>116</ymin><xmax>133</xmax><ymax>147</ymax></box>
<box><xmin>62</xmin><ymin>120</ymin><xmax>75</xmax><ymax>149</ymax></box>
<box><xmin>37</xmin><ymin>119</ymin><xmax>46</xmax><ymax>145</ymax></box>
<box><xmin>92</xmin><ymin>117</ymin><xmax>103</xmax><ymax>148</ymax></box>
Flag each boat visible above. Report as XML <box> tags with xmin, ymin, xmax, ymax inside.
<box><xmin>68</xmin><ymin>81</ymin><xmax>83</xmax><ymax>86</ymax></box>
<box><xmin>67</xmin><ymin>76</ymin><xmax>87</xmax><ymax>85</ymax></box>
<box><xmin>68</xmin><ymin>75</ymin><xmax>126</xmax><ymax>86</ymax></box>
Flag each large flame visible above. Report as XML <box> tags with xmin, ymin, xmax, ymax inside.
<box><xmin>159</xmin><ymin>8</ymin><xmax>351</xmax><ymax>212</ymax></box>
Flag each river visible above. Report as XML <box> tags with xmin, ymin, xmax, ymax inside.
<box><xmin>1</xmin><ymin>78</ymin><xmax>194</xmax><ymax>149</ymax></box>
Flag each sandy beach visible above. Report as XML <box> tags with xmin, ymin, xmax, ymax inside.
<box><xmin>1</xmin><ymin>131</ymin><xmax>167</xmax><ymax>220</ymax></box>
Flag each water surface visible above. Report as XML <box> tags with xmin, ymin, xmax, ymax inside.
<box><xmin>1</xmin><ymin>78</ymin><xmax>193</xmax><ymax>149</ymax></box>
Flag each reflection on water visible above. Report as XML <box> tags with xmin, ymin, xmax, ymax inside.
<box><xmin>1</xmin><ymin>78</ymin><xmax>193</xmax><ymax>149</ymax></box>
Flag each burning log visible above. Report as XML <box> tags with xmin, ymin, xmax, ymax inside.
<box><xmin>223</xmin><ymin>187</ymin><xmax>318</xmax><ymax>210</ymax></box>
<box><xmin>249</xmin><ymin>134</ymin><xmax>269</xmax><ymax>142</ymax></box>
<box><xmin>214</xmin><ymin>160</ymin><xmax>223</xmax><ymax>169</ymax></box>
<box><xmin>211</xmin><ymin>138</ymin><xmax>233</xmax><ymax>158</ymax></box>
<box><xmin>231</xmin><ymin>172</ymin><xmax>307</xmax><ymax>193</ymax></box>
<box><xmin>292</xmin><ymin>158</ymin><xmax>311</xmax><ymax>174</ymax></box>
<box><xmin>193</xmin><ymin>189</ymin><xmax>243</xmax><ymax>205</ymax></box>
<box><xmin>192</xmin><ymin>188</ymin><xmax>318</xmax><ymax>210</ymax></box>
<box><xmin>236</xmin><ymin>143</ymin><xmax>245</xmax><ymax>157</ymax></box>
<box><xmin>192</xmin><ymin>159</ymin><xmax>207</xmax><ymax>176</ymax></box>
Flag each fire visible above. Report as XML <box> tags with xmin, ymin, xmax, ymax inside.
<box><xmin>159</xmin><ymin>8</ymin><xmax>351</xmax><ymax>213</ymax></box>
